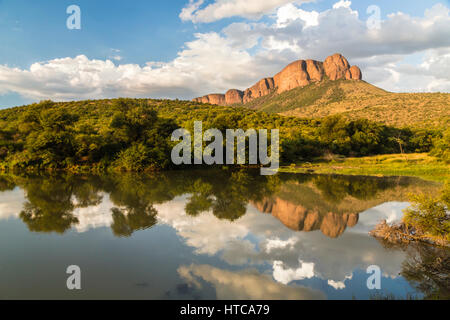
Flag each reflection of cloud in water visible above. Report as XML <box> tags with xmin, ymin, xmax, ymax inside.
<box><xmin>178</xmin><ymin>264</ymin><xmax>325</xmax><ymax>300</ymax></box>
<box><xmin>351</xmin><ymin>202</ymin><xmax>410</xmax><ymax>234</ymax></box>
<box><xmin>72</xmin><ymin>193</ymin><xmax>114</xmax><ymax>232</ymax></box>
<box><xmin>0</xmin><ymin>187</ymin><xmax>409</xmax><ymax>287</ymax></box>
<box><xmin>273</xmin><ymin>260</ymin><xmax>315</xmax><ymax>285</ymax></box>
<box><xmin>156</xmin><ymin>199</ymin><xmax>407</xmax><ymax>286</ymax></box>
<box><xmin>328</xmin><ymin>274</ymin><xmax>353</xmax><ymax>290</ymax></box>
<box><xmin>0</xmin><ymin>189</ymin><xmax>24</xmax><ymax>220</ymax></box>
<box><xmin>155</xmin><ymin>197</ymin><xmax>261</xmax><ymax>255</ymax></box>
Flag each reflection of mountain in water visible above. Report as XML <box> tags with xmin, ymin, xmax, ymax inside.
<box><xmin>254</xmin><ymin>198</ymin><xmax>358</xmax><ymax>238</ymax></box>
<box><xmin>253</xmin><ymin>175</ymin><xmax>440</xmax><ymax>238</ymax></box>
<box><xmin>0</xmin><ymin>170</ymin><xmax>446</xmax><ymax>300</ymax></box>
<box><xmin>0</xmin><ymin>171</ymin><xmax>439</xmax><ymax>238</ymax></box>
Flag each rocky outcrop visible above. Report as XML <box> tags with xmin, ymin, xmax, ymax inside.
<box><xmin>193</xmin><ymin>93</ymin><xmax>226</xmax><ymax>105</ymax></box>
<box><xmin>243</xmin><ymin>78</ymin><xmax>275</xmax><ymax>103</ymax></box>
<box><xmin>346</xmin><ymin>65</ymin><xmax>362</xmax><ymax>80</ymax></box>
<box><xmin>225</xmin><ymin>89</ymin><xmax>244</xmax><ymax>105</ymax></box>
<box><xmin>323</xmin><ymin>53</ymin><xmax>350</xmax><ymax>80</ymax></box>
<box><xmin>193</xmin><ymin>53</ymin><xmax>362</xmax><ymax>105</ymax></box>
<box><xmin>252</xmin><ymin>197</ymin><xmax>359</xmax><ymax>238</ymax></box>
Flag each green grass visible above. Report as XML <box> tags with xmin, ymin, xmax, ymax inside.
<box><xmin>279</xmin><ymin>153</ymin><xmax>450</xmax><ymax>183</ymax></box>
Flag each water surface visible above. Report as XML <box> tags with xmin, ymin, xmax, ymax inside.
<box><xmin>0</xmin><ymin>170</ymin><xmax>448</xmax><ymax>300</ymax></box>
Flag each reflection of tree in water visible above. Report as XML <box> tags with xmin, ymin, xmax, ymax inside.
<box><xmin>19</xmin><ymin>178</ymin><xmax>78</xmax><ymax>234</ymax></box>
<box><xmin>184</xmin><ymin>170</ymin><xmax>280</xmax><ymax>221</ymax></box>
<box><xmin>0</xmin><ymin>175</ymin><xmax>15</xmax><ymax>191</ymax></box>
<box><xmin>6</xmin><ymin>171</ymin><xmax>434</xmax><ymax>237</ymax></box>
<box><xmin>401</xmin><ymin>244</ymin><xmax>450</xmax><ymax>300</ymax></box>
<box><xmin>8</xmin><ymin>170</ymin><xmax>277</xmax><ymax>236</ymax></box>
<box><xmin>185</xmin><ymin>180</ymin><xmax>214</xmax><ymax>217</ymax></box>
<box><xmin>313</xmin><ymin>175</ymin><xmax>411</xmax><ymax>203</ymax></box>
<box><xmin>376</xmin><ymin>238</ymin><xmax>450</xmax><ymax>300</ymax></box>
<box><xmin>111</xmin><ymin>205</ymin><xmax>158</xmax><ymax>237</ymax></box>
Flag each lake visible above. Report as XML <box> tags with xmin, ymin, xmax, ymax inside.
<box><xmin>0</xmin><ymin>170</ymin><xmax>448</xmax><ymax>300</ymax></box>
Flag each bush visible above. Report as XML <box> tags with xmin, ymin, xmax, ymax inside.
<box><xmin>404</xmin><ymin>183</ymin><xmax>450</xmax><ymax>243</ymax></box>
<box><xmin>114</xmin><ymin>143</ymin><xmax>153</xmax><ymax>171</ymax></box>
<box><xmin>431</xmin><ymin>128</ymin><xmax>450</xmax><ymax>163</ymax></box>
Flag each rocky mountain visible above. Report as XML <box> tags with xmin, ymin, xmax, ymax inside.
<box><xmin>193</xmin><ymin>53</ymin><xmax>362</xmax><ymax>106</ymax></box>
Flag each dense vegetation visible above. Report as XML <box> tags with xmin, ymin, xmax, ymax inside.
<box><xmin>0</xmin><ymin>98</ymin><xmax>446</xmax><ymax>172</ymax></box>
<box><xmin>404</xmin><ymin>183</ymin><xmax>450</xmax><ymax>243</ymax></box>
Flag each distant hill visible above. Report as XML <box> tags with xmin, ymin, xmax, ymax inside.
<box><xmin>243</xmin><ymin>79</ymin><xmax>450</xmax><ymax>128</ymax></box>
<box><xmin>191</xmin><ymin>53</ymin><xmax>449</xmax><ymax>128</ymax></box>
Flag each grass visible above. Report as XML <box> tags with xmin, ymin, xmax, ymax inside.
<box><xmin>279</xmin><ymin>153</ymin><xmax>450</xmax><ymax>183</ymax></box>
<box><xmin>242</xmin><ymin>79</ymin><xmax>450</xmax><ymax>128</ymax></box>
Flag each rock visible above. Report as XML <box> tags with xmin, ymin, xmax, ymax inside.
<box><xmin>207</xmin><ymin>94</ymin><xmax>226</xmax><ymax>105</ymax></box>
<box><xmin>346</xmin><ymin>66</ymin><xmax>362</xmax><ymax>80</ymax></box>
<box><xmin>324</xmin><ymin>53</ymin><xmax>350</xmax><ymax>80</ymax></box>
<box><xmin>193</xmin><ymin>94</ymin><xmax>226</xmax><ymax>105</ymax></box>
<box><xmin>225</xmin><ymin>89</ymin><xmax>244</xmax><ymax>105</ymax></box>
<box><xmin>243</xmin><ymin>78</ymin><xmax>275</xmax><ymax>103</ymax></box>
<box><xmin>274</xmin><ymin>60</ymin><xmax>311</xmax><ymax>93</ymax></box>
<box><xmin>306</xmin><ymin>60</ymin><xmax>325</xmax><ymax>82</ymax></box>
<box><xmin>192</xmin><ymin>96</ymin><xmax>209</xmax><ymax>103</ymax></box>
<box><xmin>192</xmin><ymin>53</ymin><xmax>362</xmax><ymax>105</ymax></box>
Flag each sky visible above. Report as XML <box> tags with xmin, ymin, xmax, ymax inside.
<box><xmin>0</xmin><ymin>0</ymin><xmax>450</xmax><ymax>108</ymax></box>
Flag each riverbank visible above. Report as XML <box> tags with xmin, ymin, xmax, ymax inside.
<box><xmin>279</xmin><ymin>153</ymin><xmax>450</xmax><ymax>183</ymax></box>
<box><xmin>370</xmin><ymin>182</ymin><xmax>449</xmax><ymax>247</ymax></box>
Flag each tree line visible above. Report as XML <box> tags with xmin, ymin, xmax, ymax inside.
<box><xmin>0</xmin><ymin>98</ymin><xmax>447</xmax><ymax>171</ymax></box>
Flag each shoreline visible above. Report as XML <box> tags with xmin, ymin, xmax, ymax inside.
<box><xmin>279</xmin><ymin>153</ymin><xmax>450</xmax><ymax>183</ymax></box>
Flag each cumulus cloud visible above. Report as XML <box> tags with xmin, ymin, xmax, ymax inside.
<box><xmin>276</xmin><ymin>3</ymin><xmax>319</xmax><ymax>28</ymax></box>
<box><xmin>0</xmin><ymin>33</ymin><xmax>271</xmax><ymax>101</ymax></box>
<box><xmin>1</xmin><ymin>2</ymin><xmax>450</xmax><ymax>104</ymax></box>
<box><xmin>179</xmin><ymin>0</ymin><xmax>311</xmax><ymax>23</ymax></box>
<box><xmin>364</xmin><ymin>48</ymin><xmax>450</xmax><ymax>92</ymax></box>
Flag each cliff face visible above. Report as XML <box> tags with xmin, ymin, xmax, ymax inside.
<box><xmin>193</xmin><ymin>53</ymin><xmax>362</xmax><ymax>105</ymax></box>
<box><xmin>252</xmin><ymin>197</ymin><xmax>359</xmax><ymax>238</ymax></box>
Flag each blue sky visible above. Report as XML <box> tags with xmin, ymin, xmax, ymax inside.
<box><xmin>1</xmin><ymin>0</ymin><xmax>450</xmax><ymax>108</ymax></box>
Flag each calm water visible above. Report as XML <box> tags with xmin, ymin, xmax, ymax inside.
<box><xmin>0</xmin><ymin>170</ymin><xmax>448</xmax><ymax>300</ymax></box>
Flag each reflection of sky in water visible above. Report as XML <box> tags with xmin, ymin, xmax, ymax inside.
<box><xmin>0</xmin><ymin>185</ymin><xmax>424</xmax><ymax>300</ymax></box>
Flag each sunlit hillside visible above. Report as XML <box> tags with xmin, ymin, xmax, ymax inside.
<box><xmin>242</xmin><ymin>80</ymin><xmax>450</xmax><ymax>128</ymax></box>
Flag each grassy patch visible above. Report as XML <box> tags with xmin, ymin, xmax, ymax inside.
<box><xmin>280</xmin><ymin>153</ymin><xmax>450</xmax><ymax>183</ymax></box>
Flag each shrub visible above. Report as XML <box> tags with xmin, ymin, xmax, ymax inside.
<box><xmin>404</xmin><ymin>183</ymin><xmax>450</xmax><ymax>243</ymax></box>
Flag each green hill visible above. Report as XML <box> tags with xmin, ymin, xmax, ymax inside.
<box><xmin>242</xmin><ymin>80</ymin><xmax>450</xmax><ymax>128</ymax></box>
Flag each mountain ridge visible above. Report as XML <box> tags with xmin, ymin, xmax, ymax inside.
<box><xmin>193</xmin><ymin>53</ymin><xmax>362</xmax><ymax>106</ymax></box>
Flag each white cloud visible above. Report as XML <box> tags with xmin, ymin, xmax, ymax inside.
<box><xmin>1</xmin><ymin>2</ymin><xmax>450</xmax><ymax>103</ymax></box>
<box><xmin>0</xmin><ymin>33</ymin><xmax>270</xmax><ymax>101</ymax></box>
<box><xmin>333</xmin><ymin>0</ymin><xmax>351</xmax><ymax>10</ymax></box>
<box><xmin>362</xmin><ymin>48</ymin><xmax>450</xmax><ymax>92</ymax></box>
<box><xmin>276</xmin><ymin>3</ymin><xmax>319</xmax><ymax>28</ymax></box>
<box><xmin>180</xmin><ymin>0</ymin><xmax>312</xmax><ymax>23</ymax></box>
